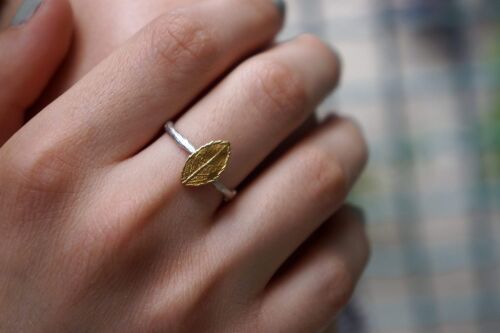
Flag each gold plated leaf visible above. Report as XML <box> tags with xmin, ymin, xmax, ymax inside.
<box><xmin>181</xmin><ymin>140</ymin><xmax>231</xmax><ymax>186</ymax></box>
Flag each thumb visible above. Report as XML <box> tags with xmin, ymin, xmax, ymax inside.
<box><xmin>0</xmin><ymin>0</ymin><xmax>73</xmax><ymax>145</ymax></box>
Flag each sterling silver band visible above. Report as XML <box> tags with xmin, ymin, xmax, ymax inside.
<box><xmin>165</xmin><ymin>122</ymin><xmax>237</xmax><ymax>201</ymax></box>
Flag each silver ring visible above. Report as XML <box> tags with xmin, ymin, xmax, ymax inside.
<box><xmin>165</xmin><ymin>122</ymin><xmax>237</xmax><ymax>202</ymax></box>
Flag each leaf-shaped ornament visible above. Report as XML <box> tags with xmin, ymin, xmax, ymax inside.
<box><xmin>181</xmin><ymin>141</ymin><xmax>231</xmax><ymax>186</ymax></box>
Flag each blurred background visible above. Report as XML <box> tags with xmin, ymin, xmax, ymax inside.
<box><xmin>280</xmin><ymin>0</ymin><xmax>500</xmax><ymax>332</ymax></box>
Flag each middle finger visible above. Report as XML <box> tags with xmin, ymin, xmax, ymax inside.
<box><xmin>13</xmin><ymin>0</ymin><xmax>283</xmax><ymax>164</ymax></box>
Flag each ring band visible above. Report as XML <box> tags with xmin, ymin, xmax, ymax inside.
<box><xmin>165</xmin><ymin>122</ymin><xmax>237</xmax><ymax>202</ymax></box>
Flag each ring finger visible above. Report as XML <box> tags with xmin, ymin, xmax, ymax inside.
<box><xmin>129</xmin><ymin>35</ymin><xmax>341</xmax><ymax>210</ymax></box>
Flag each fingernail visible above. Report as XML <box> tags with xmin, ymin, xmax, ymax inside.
<box><xmin>273</xmin><ymin>0</ymin><xmax>286</xmax><ymax>17</ymax></box>
<box><xmin>11</xmin><ymin>0</ymin><xmax>43</xmax><ymax>26</ymax></box>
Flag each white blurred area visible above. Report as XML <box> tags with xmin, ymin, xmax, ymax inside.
<box><xmin>280</xmin><ymin>1</ymin><xmax>500</xmax><ymax>332</ymax></box>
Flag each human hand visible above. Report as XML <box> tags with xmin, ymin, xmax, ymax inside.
<box><xmin>36</xmin><ymin>0</ymin><xmax>221</xmax><ymax>103</ymax></box>
<box><xmin>0</xmin><ymin>0</ymin><xmax>72</xmax><ymax>144</ymax></box>
<box><xmin>0</xmin><ymin>0</ymin><xmax>369</xmax><ymax>332</ymax></box>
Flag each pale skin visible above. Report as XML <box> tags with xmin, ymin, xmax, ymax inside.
<box><xmin>0</xmin><ymin>0</ymin><xmax>369</xmax><ymax>332</ymax></box>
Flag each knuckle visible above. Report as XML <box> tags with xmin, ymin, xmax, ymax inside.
<box><xmin>300</xmin><ymin>147</ymin><xmax>348</xmax><ymax>205</ymax></box>
<box><xmin>246</xmin><ymin>58</ymin><xmax>308</xmax><ymax>120</ymax></box>
<box><xmin>243</xmin><ymin>0</ymin><xmax>282</xmax><ymax>26</ymax></box>
<box><xmin>298</xmin><ymin>34</ymin><xmax>334</xmax><ymax>56</ymax></box>
<box><xmin>7</xmin><ymin>143</ymin><xmax>74</xmax><ymax>193</ymax></box>
<box><xmin>337</xmin><ymin>205</ymin><xmax>372</xmax><ymax>268</ymax></box>
<box><xmin>324</xmin><ymin>115</ymin><xmax>370</xmax><ymax>181</ymax></box>
<box><xmin>351</xmin><ymin>120</ymin><xmax>369</xmax><ymax>169</ymax></box>
<box><xmin>341</xmin><ymin>116</ymin><xmax>368</xmax><ymax>161</ymax></box>
<box><xmin>352</xmin><ymin>217</ymin><xmax>372</xmax><ymax>266</ymax></box>
<box><xmin>321</xmin><ymin>259</ymin><xmax>356</xmax><ymax>313</ymax></box>
<box><xmin>297</xmin><ymin>33</ymin><xmax>342</xmax><ymax>84</ymax></box>
<box><xmin>147</xmin><ymin>10</ymin><xmax>218</xmax><ymax>71</ymax></box>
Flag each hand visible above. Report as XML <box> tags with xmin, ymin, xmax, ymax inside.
<box><xmin>37</xmin><ymin>0</ymin><xmax>215</xmax><ymax>103</ymax></box>
<box><xmin>0</xmin><ymin>0</ymin><xmax>72</xmax><ymax>144</ymax></box>
<box><xmin>0</xmin><ymin>0</ymin><xmax>369</xmax><ymax>332</ymax></box>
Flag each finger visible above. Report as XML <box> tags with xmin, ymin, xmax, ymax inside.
<box><xmin>45</xmin><ymin>0</ymin><xmax>227</xmax><ymax>81</ymax></box>
<box><xmin>212</xmin><ymin>116</ymin><xmax>368</xmax><ymax>287</ymax></box>
<box><xmin>259</xmin><ymin>206</ymin><xmax>370</xmax><ymax>333</ymax></box>
<box><xmin>245</xmin><ymin>113</ymin><xmax>320</xmax><ymax>187</ymax></box>
<box><xmin>0</xmin><ymin>0</ymin><xmax>73</xmax><ymax>145</ymax></box>
<box><xmin>11</xmin><ymin>0</ymin><xmax>284</xmax><ymax>164</ymax></box>
<box><xmin>133</xmin><ymin>35</ymin><xmax>340</xmax><ymax>208</ymax></box>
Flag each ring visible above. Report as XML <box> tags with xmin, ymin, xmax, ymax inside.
<box><xmin>165</xmin><ymin>122</ymin><xmax>237</xmax><ymax>202</ymax></box>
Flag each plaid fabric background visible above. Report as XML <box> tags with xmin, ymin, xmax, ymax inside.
<box><xmin>280</xmin><ymin>0</ymin><xmax>500</xmax><ymax>332</ymax></box>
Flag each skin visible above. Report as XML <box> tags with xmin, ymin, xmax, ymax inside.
<box><xmin>0</xmin><ymin>0</ymin><xmax>370</xmax><ymax>332</ymax></box>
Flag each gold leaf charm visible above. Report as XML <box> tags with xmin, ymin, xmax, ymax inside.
<box><xmin>181</xmin><ymin>141</ymin><xmax>231</xmax><ymax>187</ymax></box>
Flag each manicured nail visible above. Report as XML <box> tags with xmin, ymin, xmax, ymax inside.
<box><xmin>273</xmin><ymin>0</ymin><xmax>286</xmax><ymax>17</ymax></box>
<box><xmin>11</xmin><ymin>0</ymin><xmax>43</xmax><ymax>26</ymax></box>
